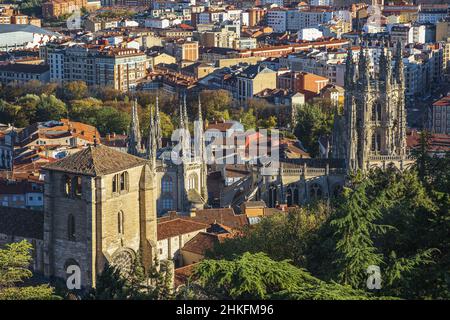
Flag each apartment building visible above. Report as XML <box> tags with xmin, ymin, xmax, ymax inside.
<box><xmin>236</xmin><ymin>63</ymin><xmax>277</xmax><ymax>102</ymax></box>
<box><xmin>430</xmin><ymin>95</ymin><xmax>450</xmax><ymax>134</ymax></box>
<box><xmin>436</xmin><ymin>17</ymin><xmax>450</xmax><ymax>42</ymax></box>
<box><xmin>248</xmin><ymin>8</ymin><xmax>266</xmax><ymax>27</ymax></box>
<box><xmin>277</xmin><ymin>71</ymin><xmax>329</xmax><ymax>95</ymax></box>
<box><xmin>165</xmin><ymin>40</ymin><xmax>199</xmax><ymax>62</ymax></box>
<box><xmin>267</xmin><ymin>8</ymin><xmax>287</xmax><ymax>33</ymax></box>
<box><xmin>46</xmin><ymin>44</ymin><xmax>148</xmax><ymax>91</ymax></box>
<box><xmin>417</xmin><ymin>4</ymin><xmax>448</xmax><ymax>24</ymax></box>
<box><xmin>96</xmin><ymin>48</ymin><xmax>148</xmax><ymax>91</ymax></box>
<box><xmin>0</xmin><ymin>64</ymin><xmax>49</xmax><ymax>84</ymax></box>
<box><xmin>42</xmin><ymin>0</ymin><xmax>87</xmax><ymax>19</ymax></box>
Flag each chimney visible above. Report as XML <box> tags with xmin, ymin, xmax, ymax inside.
<box><xmin>190</xmin><ymin>208</ymin><xmax>196</xmax><ymax>218</ymax></box>
<box><xmin>168</xmin><ymin>211</ymin><xmax>177</xmax><ymax>220</ymax></box>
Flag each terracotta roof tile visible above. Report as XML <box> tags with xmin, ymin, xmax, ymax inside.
<box><xmin>42</xmin><ymin>144</ymin><xmax>148</xmax><ymax>176</ymax></box>
<box><xmin>181</xmin><ymin>232</ymin><xmax>219</xmax><ymax>255</ymax></box>
<box><xmin>157</xmin><ymin>218</ymin><xmax>208</xmax><ymax>240</ymax></box>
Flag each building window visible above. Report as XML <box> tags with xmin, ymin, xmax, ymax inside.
<box><xmin>310</xmin><ymin>183</ymin><xmax>323</xmax><ymax>200</ymax></box>
<box><xmin>73</xmin><ymin>176</ymin><xmax>82</xmax><ymax>198</ymax></box>
<box><xmin>64</xmin><ymin>175</ymin><xmax>71</xmax><ymax>196</ymax></box>
<box><xmin>118</xmin><ymin>211</ymin><xmax>124</xmax><ymax>235</ymax></box>
<box><xmin>372</xmin><ymin>102</ymin><xmax>382</xmax><ymax>121</ymax></box>
<box><xmin>68</xmin><ymin>214</ymin><xmax>76</xmax><ymax>241</ymax></box>
<box><xmin>112</xmin><ymin>171</ymin><xmax>129</xmax><ymax>194</ymax></box>
<box><xmin>162</xmin><ymin>196</ymin><xmax>174</xmax><ymax>210</ymax></box>
<box><xmin>188</xmin><ymin>173</ymin><xmax>198</xmax><ymax>191</ymax></box>
<box><xmin>112</xmin><ymin>175</ymin><xmax>118</xmax><ymax>193</ymax></box>
<box><xmin>162</xmin><ymin>176</ymin><xmax>173</xmax><ymax>193</ymax></box>
<box><xmin>120</xmin><ymin>172</ymin><xmax>128</xmax><ymax>191</ymax></box>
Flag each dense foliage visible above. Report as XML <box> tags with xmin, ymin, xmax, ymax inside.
<box><xmin>0</xmin><ymin>241</ymin><xmax>59</xmax><ymax>300</ymax></box>
<box><xmin>294</xmin><ymin>103</ymin><xmax>334</xmax><ymax>157</ymax></box>
<box><xmin>88</xmin><ymin>255</ymin><xmax>173</xmax><ymax>300</ymax></box>
<box><xmin>206</xmin><ymin>153</ymin><xmax>449</xmax><ymax>299</ymax></box>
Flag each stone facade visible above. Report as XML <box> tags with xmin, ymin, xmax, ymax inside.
<box><xmin>42</xmin><ymin>145</ymin><xmax>158</xmax><ymax>289</ymax></box>
<box><xmin>257</xmin><ymin>41</ymin><xmax>412</xmax><ymax>207</ymax></box>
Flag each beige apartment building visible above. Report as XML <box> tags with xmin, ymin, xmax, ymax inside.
<box><xmin>48</xmin><ymin>45</ymin><xmax>148</xmax><ymax>91</ymax></box>
<box><xmin>236</xmin><ymin>64</ymin><xmax>277</xmax><ymax>103</ymax></box>
<box><xmin>42</xmin><ymin>0</ymin><xmax>87</xmax><ymax>19</ymax></box>
<box><xmin>166</xmin><ymin>40</ymin><xmax>199</xmax><ymax>62</ymax></box>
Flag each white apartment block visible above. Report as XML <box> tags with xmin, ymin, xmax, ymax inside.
<box><xmin>310</xmin><ymin>0</ymin><xmax>333</xmax><ymax>5</ymax></box>
<box><xmin>260</xmin><ymin>0</ymin><xmax>283</xmax><ymax>6</ymax></box>
<box><xmin>430</xmin><ymin>96</ymin><xmax>450</xmax><ymax>134</ymax></box>
<box><xmin>286</xmin><ymin>8</ymin><xmax>334</xmax><ymax>32</ymax></box>
<box><xmin>417</xmin><ymin>8</ymin><xmax>448</xmax><ymax>24</ymax></box>
<box><xmin>48</xmin><ymin>50</ymin><xmax>64</xmax><ymax>83</ymax></box>
<box><xmin>298</xmin><ymin>28</ymin><xmax>323</xmax><ymax>41</ymax></box>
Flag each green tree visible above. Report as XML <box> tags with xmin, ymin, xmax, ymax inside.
<box><xmin>35</xmin><ymin>94</ymin><xmax>67</xmax><ymax>122</ymax></box>
<box><xmin>240</xmin><ymin>108</ymin><xmax>257</xmax><ymax>130</ymax></box>
<box><xmin>199</xmin><ymin>90</ymin><xmax>232</xmax><ymax>121</ymax></box>
<box><xmin>294</xmin><ymin>104</ymin><xmax>333</xmax><ymax>157</ymax></box>
<box><xmin>61</xmin><ymin>81</ymin><xmax>89</xmax><ymax>101</ymax></box>
<box><xmin>93</xmin><ymin>106</ymin><xmax>130</xmax><ymax>135</ymax></box>
<box><xmin>193</xmin><ymin>252</ymin><xmax>383</xmax><ymax>300</ymax></box>
<box><xmin>0</xmin><ymin>241</ymin><xmax>59</xmax><ymax>300</ymax></box>
<box><xmin>210</xmin><ymin>205</ymin><xmax>329</xmax><ymax>268</ymax></box>
<box><xmin>88</xmin><ymin>264</ymin><xmax>129</xmax><ymax>300</ymax></box>
<box><xmin>258</xmin><ymin>115</ymin><xmax>277</xmax><ymax>129</ymax></box>
<box><xmin>141</xmin><ymin>106</ymin><xmax>174</xmax><ymax>138</ymax></box>
<box><xmin>330</xmin><ymin>175</ymin><xmax>388</xmax><ymax>289</ymax></box>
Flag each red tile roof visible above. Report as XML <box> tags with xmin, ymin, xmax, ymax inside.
<box><xmin>433</xmin><ymin>95</ymin><xmax>450</xmax><ymax>107</ymax></box>
<box><xmin>181</xmin><ymin>232</ymin><xmax>219</xmax><ymax>255</ymax></box>
<box><xmin>157</xmin><ymin>218</ymin><xmax>208</xmax><ymax>240</ymax></box>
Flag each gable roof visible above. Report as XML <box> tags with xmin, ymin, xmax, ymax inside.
<box><xmin>157</xmin><ymin>218</ymin><xmax>208</xmax><ymax>240</ymax></box>
<box><xmin>42</xmin><ymin>144</ymin><xmax>148</xmax><ymax>176</ymax></box>
<box><xmin>181</xmin><ymin>232</ymin><xmax>219</xmax><ymax>255</ymax></box>
<box><xmin>192</xmin><ymin>208</ymin><xmax>248</xmax><ymax>229</ymax></box>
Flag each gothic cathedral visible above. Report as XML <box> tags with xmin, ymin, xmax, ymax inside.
<box><xmin>332</xmin><ymin>41</ymin><xmax>411</xmax><ymax>171</ymax></box>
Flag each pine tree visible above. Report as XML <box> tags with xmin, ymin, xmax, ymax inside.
<box><xmin>0</xmin><ymin>240</ymin><xmax>59</xmax><ymax>300</ymax></box>
<box><xmin>330</xmin><ymin>174</ymin><xmax>389</xmax><ymax>289</ymax></box>
<box><xmin>88</xmin><ymin>264</ymin><xmax>128</xmax><ymax>300</ymax></box>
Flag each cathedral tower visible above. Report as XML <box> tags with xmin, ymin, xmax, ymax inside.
<box><xmin>43</xmin><ymin>144</ymin><xmax>157</xmax><ymax>289</ymax></box>
<box><xmin>332</xmin><ymin>41</ymin><xmax>409</xmax><ymax>172</ymax></box>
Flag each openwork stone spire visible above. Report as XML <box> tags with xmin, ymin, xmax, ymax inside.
<box><xmin>148</xmin><ymin>107</ymin><xmax>157</xmax><ymax>169</ymax></box>
<box><xmin>155</xmin><ymin>95</ymin><xmax>162</xmax><ymax>149</ymax></box>
<box><xmin>127</xmin><ymin>99</ymin><xmax>143</xmax><ymax>156</ymax></box>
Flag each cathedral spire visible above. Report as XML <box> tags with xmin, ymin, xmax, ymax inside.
<box><xmin>194</xmin><ymin>95</ymin><xmax>208</xmax><ymax>203</ymax></box>
<box><xmin>183</xmin><ymin>93</ymin><xmax>189</xmax><ymax>131</ymax></box>
<box><xmin>179</xmin><ymin>96</ymin><xmax>185</xmax><ymax>130</ymax></box>
<box><xmin>155</xmin><ymin>95</ymin><xmax>162</xmax><ymax>149</ymax></box>
<box><xmin>394</xmin><ymin>40</ymin><xmax>404</xmax><ymax>86</ymax></box>
<box><xmin>358</xmin><ymin>44</ymin><xmax>370</xmax><ymax>89</ymax></box>
<box><xmin>127</xmin><ymin>99</ymin><xmax>143</xmax><ymax>156</ymax></box>
<box><xmin>344</xmin><ymin>47</ymin><xmax>354</xmax><ymax>90</ymax></box>
<box><xmin>148</xmin><ymin>107</ymin><xmax>156</xmax><ymax>169</ymax></box>
<box><xmin>379</xmin><ymin>39</ymin><xmax>392</xmax><ymax>90</ymax></box>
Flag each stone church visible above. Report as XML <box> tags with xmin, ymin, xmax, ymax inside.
<box><xmin>40</xmin><ymin>97</ymin><xmax>209</xmax><ymax>289</ymax></box>
<box><xmin>127</xmin><ymin>97</ymin><xmax>208</xmax><ymax>215</ymax></box>
<box><xmin>256</xmin><ymin>41</ymin><xmax>413</xmax><ymax>207</ymax></box>
<box><xmin>35</xmin><ymin>41</ymin><xmax>413</xmax><ymax>289</ymax></box>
